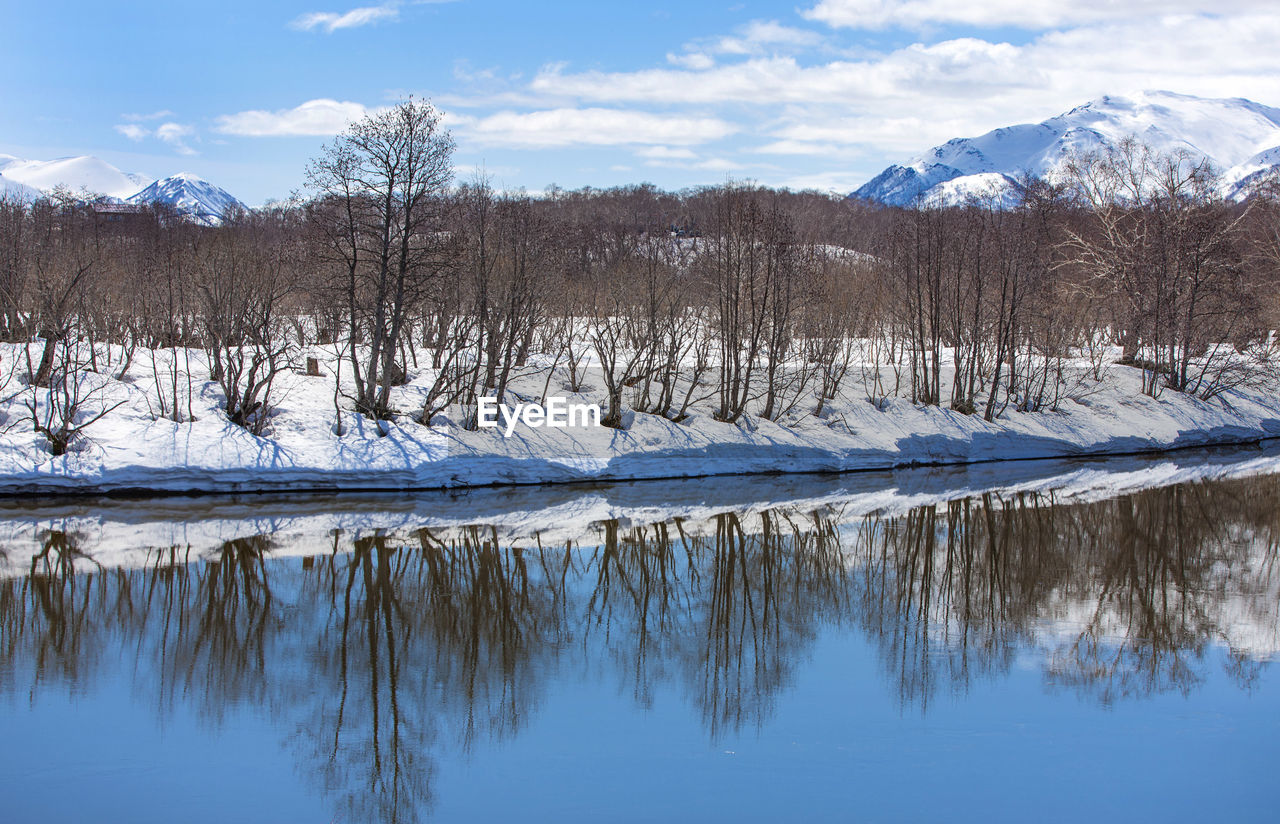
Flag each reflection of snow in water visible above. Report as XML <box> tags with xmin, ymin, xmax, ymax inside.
<box><xmin>3</xmin><ymin>443</ymin><xmax>1279</xmax><ymax>665</ymax></box>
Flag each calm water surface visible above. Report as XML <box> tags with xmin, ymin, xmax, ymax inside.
<box><xmin>1</xmin><ymin>451</ymin><xmax>1278</xmax><ymax>822</ymax></box>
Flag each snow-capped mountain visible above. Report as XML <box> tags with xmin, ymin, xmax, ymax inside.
<box><xmin>0</xmin><ymin>154</ymin><xmax>152</xmax><ymax>200</ymax></box>
<box><xmin>0</xmin><ymin>158</ymin><xmax>43</xmax><ymax>201</ymax></box>
<box><xmin>126</xmin><ymin>173</ymin><xmax>246</xmax><ymax>226</ymax></box>
<box><xmin>852</xmin><ymin>91</ymin><xmax>1280</xmax><ymax>206</ymax></box>
<box><xmin>0</xmin><ymin>153</ymin><xmax>245</xmax><ymax>223</ymax></box>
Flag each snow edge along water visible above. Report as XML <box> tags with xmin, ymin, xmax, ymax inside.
<box><xmin>6</xmin><ymin>376</ymin><xmax>1280</xmax><ymax>497</ymax></box>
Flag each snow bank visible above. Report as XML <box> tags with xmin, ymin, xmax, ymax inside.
<box><xmin>4</xmin><ymin>442</ymin><xmax>1279</xmax><ymax>579</ymax></box>
<box><xmin>4</xmin><ymin>342</ymin><xmax>1280</xmax><ymax>495</ymax></box>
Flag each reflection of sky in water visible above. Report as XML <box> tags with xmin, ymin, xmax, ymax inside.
<box><xmin>1</xmin><ymin>455</ymin><xmax>1279</xmax><ymax>822</ymax></box>
<box><xmin>440</xmin><ymin>638</ymin><xmax>1272</xmax><ymax>823</ymax></box>
<box><xmin>5</xmin><ymin>630</ymin><xmax>1273</xmax><ymax>822</ymax></box>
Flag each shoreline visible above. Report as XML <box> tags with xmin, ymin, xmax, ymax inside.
<box><xmin>7</xmin><ymin>343</ymin><xmax>1280</xmax><ymax>498</ymax></box>
<box><xmin>5</xmin><ymin>439</ymin><xmax>1280</xmax><ymax>581</ymax></box>
<box><xmin>6</xmin><ymin>414</ymin><xmax>1280</xmax><ymax>498</ymax></box>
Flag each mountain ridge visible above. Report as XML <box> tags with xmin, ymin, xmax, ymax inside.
<box><xmin>0</xmin><ymin>154</ymin><xmax>245</xmax><ymax>224</ymax></box>
<box><xmin>852</xmin><ymin>90</ymin><xmax>1280</xmax><ymax>206</ymax></box>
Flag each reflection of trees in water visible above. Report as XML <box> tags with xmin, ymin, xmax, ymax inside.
<box><xmin>160</xmin><ymin>537</ymin><xmax>277</xmax><ymax>714</ymax></box>
<box><xmin>288</xmin><ymin>529</ymin><xmax>567</xmax><ymax>823</ymax></box>
<box><xmin>1042</xmin><ymin>482</ymin><xmax>1280</xmax><ymax>703</ymax></box>
<box><xmin>298</xmin><ymin>535</ymin><xmax>434</xmax><ymax>824</ymax></box>
<box><xmin>0</xmin><ymin>474</ymin><xmax>1277</xmax><ymax>820</ymax></box>
<box><xmin>0</xmin><ymin>528</ymin><xmax>560</xmax><ymax>824</ymax></box>
<box><xmin>850</xmin><ymin>481</ymin><xmax>1280</xmax><ymax>709</ymax></box>
<box><xmin>691</xmin><ymin>510</ymin><xmax>849</xmax><ymax>737</ymax></box>
<box><xmin>0</xmin><ymin>529</ymin><xmax>106</xmax><ymax>689</ymax></box>
<box><xmin>587</xmin><ymin>510</ymin><xmax>851</xmax><ymax>738</ymax></box>
<box><xmin>851</xmin><ymin>495</ymin><xmax>1042</xmax><ymax>711</ymax></box>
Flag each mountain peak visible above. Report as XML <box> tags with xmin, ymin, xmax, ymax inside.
<box><xmin>126</xmin><ymin>174</ymin><xmax>247</xmax><ymax>225</ymax></box>
<box><xmin>853</xmin><ymin>91</ymin><xmax>1280</xmax><ymax>206</ymax></box>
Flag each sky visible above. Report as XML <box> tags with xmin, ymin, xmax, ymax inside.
<box><xmin>2</xmin><ymin>0</ymin><xmax>1279</xmax><ymax>205</ymax></box>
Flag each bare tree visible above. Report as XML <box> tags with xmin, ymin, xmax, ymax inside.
<box><xmin>1063</xmin><ymin>138</ymin><xmax>1262</xmax><ymax>399</ymax></box>
<box><xmin>307</xmin><ymin>98</ymin><xmax>455</xmax><ymax>421</ymax></box>
<box><xmin>24</xmin><ymin>337</ymin><xmax>124</xmax><ymax>455</ymax></box>
<box><xmin>703</xmin><ymin>186</ymin><xmax>794</xmax><ymax>423</ymax></box>
<box><xmin>0</xmin><ymin>192</ymin><xmax>29</xmax><ymax>341</ymax></box>
<box><xmin>588</xmin><ymin>265</ymin><xmax>652</xmax><ymax>429</ymax></box>
<box><xmin>23</xmin><ymin>195</ymin><xmax>99</xmax><ymax>389</ymax></box>
<box><xmin>195</xmin><ymin>208</ymin><xmax>300</xmax><ymax>433</ymax></box>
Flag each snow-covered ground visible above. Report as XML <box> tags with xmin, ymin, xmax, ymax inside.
<box><xmin>3</xmin><ymin>337</ymin><xmax>1280</xmax><ymax>495</ymax></box>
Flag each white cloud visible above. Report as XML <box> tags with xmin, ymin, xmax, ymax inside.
<box><xmin>666</xmin><ymin>52</ymin><xmax>715</xmax><ymax>70</ymax></box>
<box><xmin>712</xmin><ymin>20</ymin><xmax>825</xmax><ymax>54</ymax></box>
<box><xmin>636</xmin><ymin>146</ymin><xmax>698</xmax><ymax>160</ymax></box>
<box><xmin>155</xmin><ymin>122</ymin><xmax>198</xmax><ymax>155</ymax></box>
<box><xmin>155</xmin><ymin>123</ymin><xmax>192</xmax><ymax>141</ymax></box>
<box><xmin>115</xmin><ymin>124</ymin><xmax>148</xmax><ymax>141</ymax></box>
<box><xmin>291</xmin><ymin>3</ymin><xmax>399</xmax><ymax>33</ymax></box>
<box><xmin>773</xmin><ymin>170</ymin><xmax>872</xmax><ymax>192</ymax></box>
<box><xmin>114</xmin><ymin>120</ymin><xmax>197</xmax><ymax>155</ymax></box>
<box><xmin>665</xmin><ymin>19</ymin><xmax>825</xmax><ymax>69</ymax></box>
<box><xmin>214</xmin><ymin>99</ymin><xmax>372</xmax><ymax>136</ymax></box>
<box><xmin>457</xmin><ymin>108</ymin><xmax>738</xmax><ymax>148</ymax></box>
<box><xmin>694</xmin><ymin>157</ymin><xmax>743</xmax><ymax>171</ymax></box>
<box><xmin>753</xmin><ymin>139</ymin><xmax>856</xmax><ymax>156</ymax></box>
<box><xmin>532</xmin><ymin>41</ymin><xmax>1029</xmax><ymax>107</ymax></box>
<box><xmin>121</xmin><ymin>110</ymin><xmax>174</xmax><ymax>123</ymax></box>
<box><xmin>802</xmin><ymin>0</ymin><xmax>1275</xmax><ymax>30</ymax></box>
<box><xmin>636</xmin><ymin>152</ymin><xmax>748</xmax><ymax>173</ymax></box>
<box><xmin>291</xmin><ymin>1</ymin><xmax>458</xmax><ymax>33</ymax></box>
<box><xmin>767</xmin><ymin>112</ymin><xmax>982</xmax><ymax>154</ymax></box>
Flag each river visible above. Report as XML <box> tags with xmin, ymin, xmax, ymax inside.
<box><xmin>2</xmin><ymin>445</ymin><xmax>1278</xmax><ymax>822</ymax></box>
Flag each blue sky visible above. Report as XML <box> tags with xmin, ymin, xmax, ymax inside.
<box><xmin>3</xmin><ymin>0</ymin><xmax>1278</xmax><ymax>204</ymax></box>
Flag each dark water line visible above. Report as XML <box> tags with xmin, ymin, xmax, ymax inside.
<box><xmin>7</xmin><ymin>433</ymin><xmax>1280</xmax><ymax>501</ymax></box>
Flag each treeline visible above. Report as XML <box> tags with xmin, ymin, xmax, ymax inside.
<box><xmin>2</xmin><ymin>100</ymin><xmax>1280</xmax><ymax>453</ymax></box>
